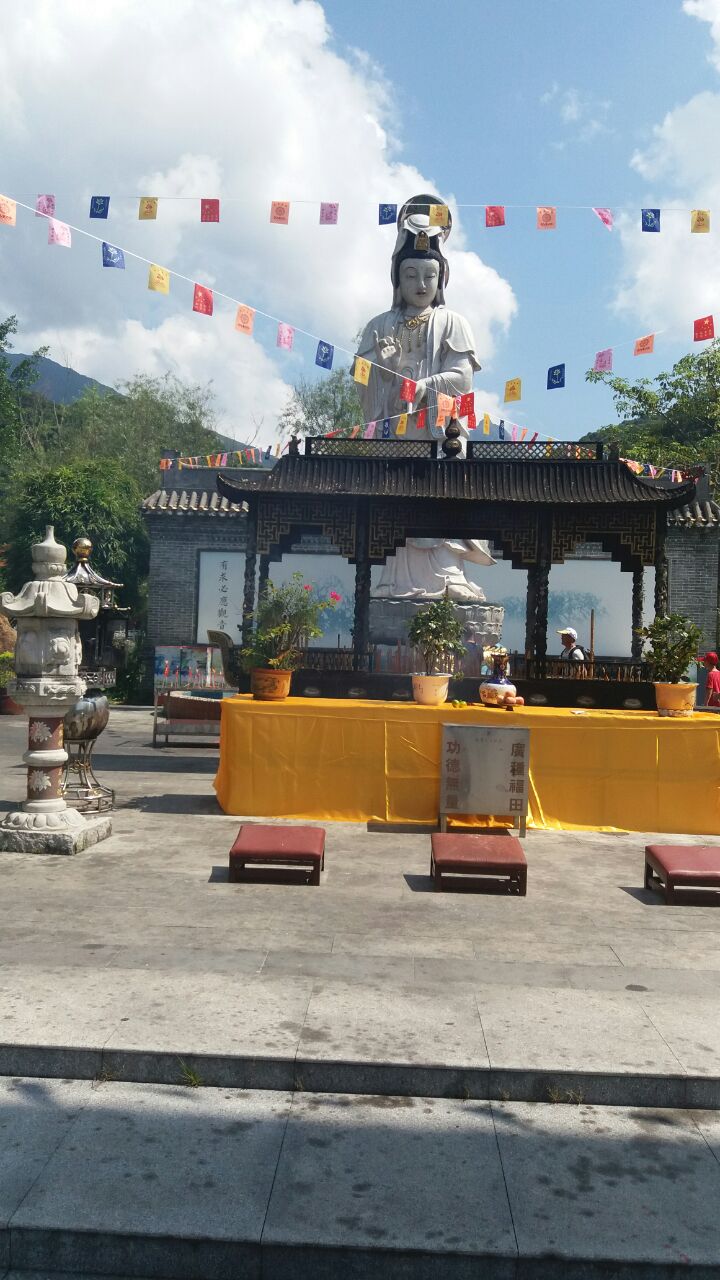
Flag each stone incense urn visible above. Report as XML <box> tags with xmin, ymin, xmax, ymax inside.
<box><xmin>0</xmin><ymin>527</ymin><xmax>113</xmax><ymax>854</ymax></box>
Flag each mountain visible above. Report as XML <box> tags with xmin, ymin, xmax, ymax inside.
<box><xmin>4</xmin><ymin>353</ymin><xmax>116</xmax><ymax>405</ymax></box>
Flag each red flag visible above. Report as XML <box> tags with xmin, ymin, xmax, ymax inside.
<box><xmin>485</xmin><ymin>205</ymin><xmax>505</xmax><ymax>227</ymax></box>
<box><xmin>467</xmin><ymin>412</ymin><xmax>477</xmax><ymax>430</ymax></box>
<box><xmin>400</xmin><ymin>377</ymin><xmax>417</xmax><ymax>403</ymax></box>
<box><xmin>529</xmin><ymin>432</ymin><xmax>538</xmax><ymax>444</ymax></box>
<box><xmin>458</xmin><ymin>392</ymin><xmax>475</xmax><ymax>417</ymax></box>
<box><xmin>694</xmin><ymin>314</ymin><xmax>715</xmax><ymax>342</ymax></box>
<box><xmin>416</xmin><ymin>408</ymin><xmax>427</xmax><ymax>430</ymax></box>
<box><xmin>192</xmin><ymin>284</ymin><xmax>213</xmax><ymax>315</ymax></box>
<box><xmin>201</xmin><ymin>199</ymin><xmax>219</xmax><ymax>222</ymax></box>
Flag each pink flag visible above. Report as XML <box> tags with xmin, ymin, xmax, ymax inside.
<box><xmin>363</xmin><ymin>421</ymin><xmax>377</xmax><ymax>439</ymax></box>
<box><xmin>276</xmin><ymin>322</ymin><xmax>294</xmax><ymax>350</ymax></box>
<box><xmin>201</xmin><ymin>198</ymin><xmax>220</xmax><ymax>222</ymax></box>
<box><xmin>511</xmin><ymin>424</ymin><xmax>518</xmax><ymax>442</ymax></box>
<box><xmin>35</xmin><ymin>194</ymin><xmax>55</xmax><ymax>218</ymax></box>
<box><xmin>592</xmin><ymin>207</ymin><xmax>613</xmax><ymax>231</ymax></box>
<box><xmin>319</xmin><ymin>202</ymin><xmax>339</xmax><ymax>224</ymax></box>
<box><xmin>593</xmin><ymin>348</ymin><xmax>613</xmax><ymax>372</ymax></box>
<box><xmin>192</xmin><ymin>284</ymin><xmax>213</xmax><ymax>315</ymax></box>
<box><xmin>47</xmin><ymin>219</ymin><xmax>71</xmax><ymax>247</ymax></box>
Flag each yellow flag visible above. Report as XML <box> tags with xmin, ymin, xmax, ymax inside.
<box><xmin>148</xmin><ymin>264</ymin><xmax>170</xmax><ymax>294</ymax></box>
<box><xmin>691</xmin><ymin>209</ymin><xmax>710</xmax><ymax>233</ymax></box>
<box><xmin>544</xmin><ymin>436</ymin><xmax>555</xmax><ymax>457</ymax></box>
<box><xmin>0</xmin><ymin>195</ymin><xmax>17</xmax><ymax>226</ymax></box>
<box><xmin>504</xmin><ymin>378</ymin><xmax>521</xmax><ymax>403</ymax></box>
<box><xmin>483</xmin><ymin>413</ymin><xmax>490</xmax><ymax>435</ymax></box>
<box><xmin>428</xmin><ymin>204</ymin><xmax>449</xmax><ymax>227</ymax></box>
<box><xmin>395</xmin><ymin>413</ymin><xmax>408</xmax><ymax>435</ymax></box>
<box><xmin>139</xmin><ymin>197</ymin><xmax>158</xmax><ymax>220</ymax></box>
<box><xmin>353</xmin><ymin>356</ymin><xmax>371</xmax><ymax>386</ymax></box>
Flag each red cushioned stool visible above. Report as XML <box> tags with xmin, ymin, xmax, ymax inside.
<box><xmin>645</xmin><ymin>844</ymin><xmax>720</xmax><ymax>904</ymax></box>
<box><xmin>430</xmin><ymin>833</ymin><xmax>527</xmax><ymax>895</ymax></box>
<box><xmin>229</xmin><ymin>824</ymin><xmax>325</xmax><ymax>886</ymax></box>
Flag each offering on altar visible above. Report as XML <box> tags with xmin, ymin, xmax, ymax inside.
<box><xmin>479</xmin><ymin>647</ymin><xmax>525</xmax><ymax>710</ymax></box>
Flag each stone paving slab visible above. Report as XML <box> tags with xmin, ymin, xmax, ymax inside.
<box><xmin>3</xmin><ymin>1078</ymin><xmax>720</xmax><ymax>1278</ymax></box>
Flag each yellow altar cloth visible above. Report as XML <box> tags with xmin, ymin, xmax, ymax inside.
<box><xmin>214</xmin><ymin>696</ymin><xmax>720</xmax><ymax>834</ymax></box>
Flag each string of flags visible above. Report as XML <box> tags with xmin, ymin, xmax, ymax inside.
<box><xmin>7</xmin><ymin>192</ymin><xmax>716</xmax><ymax>235</ymax></box>
<box><xmin>1</xmin><ymin>193</ymin><xmax>717</xmax><ymax>445</ymax></box>
<box><xmin>161</xmin><ymin>445</ymin><xmax>283</xmax><ymax>470</ymax></box>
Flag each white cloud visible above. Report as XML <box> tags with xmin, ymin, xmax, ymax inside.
<box><xmin>0</xmin><ymin>0</ymin><xmax>516</xmax><ymax>444</ymax></box>
<box><xmin>539</xmin><ymin>83</ymin><xmax>611</xmax><ymax>145</ymax></box>
<box><xmin>614</xmin><ymin>4</ymin><xmax>720</xmax><ymax>332</ymax></box>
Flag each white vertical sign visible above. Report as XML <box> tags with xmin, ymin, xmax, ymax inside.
<box><xmin>196</xmin><ymin>551</ymin><xmax>245</xmax><ymax>643</ymax></box>
<box><xmin>440</xmin><ymin>725</ymin><xmax>530</xmax><ymax>832</ymax></box>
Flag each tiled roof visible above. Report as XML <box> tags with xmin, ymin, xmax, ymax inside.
<box><xmin>667</xmin><ymin>498</ymin><xmax>720</xmax><ymax>528</ymax></box>
<box><xmin>142</xmin><ymin>489</ymin><xmax>244</xmax><ymax>516</ymax></box>
<box><xmin>216</xmin><ymin>457</ymin><xmax>697</xmax><ymax>507</ymax></box>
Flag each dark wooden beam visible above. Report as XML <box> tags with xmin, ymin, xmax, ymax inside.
<box><xmin>631</xmin><ymin>566</ymin><xmax>644</xmax><ymax>658</ymax></box>
<box><xmin>352</xmin><ymin>500</ymin><xmax>371</xmax><ymax>671</ymax></box>
<box><xmin>241</xmin><ymin>502</ymin><xmax>258</xmax><ymax>647</ymax></box>
<box><xmin>654</xmin><ymin>511</ymin><xmax>669</xmax><ymax>618</ymax></box>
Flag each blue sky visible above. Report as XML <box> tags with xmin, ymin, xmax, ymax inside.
<box><xmin>2</xmin><ymin>0</ymin><xmax>719</xmax><ymax>445</ymax></box>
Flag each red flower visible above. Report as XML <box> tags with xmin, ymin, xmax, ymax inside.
<box><xmin>302</xmin><ymin>584</ymin><xmax>312</xmax><ymax>591</ymax></box>
<box><xmin>329</xmin><ymin>591</ymin><xmax>342</xmax><ymax>602</ymax></box>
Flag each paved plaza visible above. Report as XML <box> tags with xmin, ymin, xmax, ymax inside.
<box><xmin>1</xmin><ymin>706</ymin><xmax>719</xmax><ymax>1276</ymax></box>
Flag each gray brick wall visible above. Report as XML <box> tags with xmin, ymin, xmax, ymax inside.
<box><xmin>144</xmin><ymin>515</ymin><xmax>248</xmax><ymax>647</ymax></box>
<box><xmin>668</xmin><ymin>527</ymin><xmax>720</xmax><ymax>651</ymax></box>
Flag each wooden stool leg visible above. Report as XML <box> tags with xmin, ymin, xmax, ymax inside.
<box><xmin>644</xmin><ymin>860</ymin><xmax>653</xmax><ymax>891</ymax></box>
<box><xmin>310</xmin><ymin>860</ymin><xmax>321</xmax><ymax>886</ymax></box>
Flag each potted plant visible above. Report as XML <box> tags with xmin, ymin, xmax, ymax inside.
<box><xmin>0</xmin><ymin>651</ymin><xmax>22</xmax><ymax>715</ymax></box>
<box><xmin>638</xmin><ymin>612</ymin><xmax>703</xmax><ymax>717</ymax></box>
<box><xmin>406</xmin><ymin>592</ymin><xmax>466</xmax><ymax>706</ymax></box>
<box><xmin>241</xmin><ymin>573</ymin><xmax>340</xmax><ymax>700</ymax></box>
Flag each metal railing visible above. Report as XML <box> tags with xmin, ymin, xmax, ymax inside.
<box><xmin>302</xmin><ymin>436</ymin><xmax>605</xmax><ymax>462</ymax></box>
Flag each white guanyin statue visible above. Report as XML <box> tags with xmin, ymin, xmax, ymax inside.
<box><xmin>355</xmin><ymin>194</ymin><xmax>494</xmax><ymax>605</ymax></box>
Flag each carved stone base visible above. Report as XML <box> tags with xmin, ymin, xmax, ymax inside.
<box><xmin>369</xmin><ymin>598</ymin><xmax>505</xmax><ymax>648</ymax></box>
<box><xmin>0</xmin><ymin>809</ymin><xmax>112</xmax><ymax>855</ymax></box>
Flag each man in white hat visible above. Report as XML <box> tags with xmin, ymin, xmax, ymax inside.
<box><xmin>558</xmin><ymin>627</ymin><xmax>585</xmax><ymax>661</ymax></box>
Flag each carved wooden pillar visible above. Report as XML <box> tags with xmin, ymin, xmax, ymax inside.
<box><xmin>631</xmin><ymin>566</ymin><xmax>644</xmax><ymax>659</ymax></box>
<box><xmin>524</xmin><ymin>565</ymin><xmax>539</xmax><ymax>659</ymax></box>
<box><xmin>654</xmin><ymin>511</ymin><xmax>669</xmax><ymax>619</ymax></box>
<box><xmin>533</xmin><ymin>513</ymin><xmax>552</xmax><ymax>671</ymax></box>
<box><xmin>258</xmin><ymin>554</ymin><xmax>270</xmax><ymax>600</ymax></box>
<box><xmin>353</xmin><ymin>500</ymin><xmax>371</xmax><ymax>671</ymax></box>
<box><xmin>242</xmin><ymin>501</ymin><xmax>258</xmax><ymax>647</ymax></box>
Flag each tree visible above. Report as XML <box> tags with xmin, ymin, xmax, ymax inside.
<box><xmin>278</xmin><ymin>369</ymin><xmax>363</xmax><ymax>439</ymax></box>
<box><xmin>583</xmin><ymin>340</ymin><xmax>720</xmax><ymax>494</ymax></box>
<box><xmin>4</xmin><ymin>461</ymin><xmax>148</xmax><ymax>613</ymax></box>
<box><xmin>0</xmin><ymin>315</ymin><xmax>47</xmax><ymax>466</ymax></box>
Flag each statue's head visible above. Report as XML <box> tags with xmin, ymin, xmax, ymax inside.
<box><xmin>391</xmin><ymin>193</ymin><xmax>450</xmax><ymax>310</ymax></box>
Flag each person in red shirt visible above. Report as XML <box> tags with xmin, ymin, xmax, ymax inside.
<box><xmin>700</xmin><ymin>652</ymin><xmax>720</xmax><ymax>707</ymax></box>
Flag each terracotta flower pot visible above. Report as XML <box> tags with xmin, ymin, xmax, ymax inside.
<box><xmin>411</xmin><ymin>674</ymin><xmax>451</xmax><ymax>706</ymax></box>
<box><xmin>250</xmin><ymin>668</ymin><xmax>292</xmax><ymax>701</ymax></box>
<box><xmin>0</xmin><ymin>691</ymin><xmax>23</xmax><ymax>715</ymax></box>
<box><xmin>654</xmin><ymin>682</ymin><xmax>697</xmax><ymax>717</ymax></box>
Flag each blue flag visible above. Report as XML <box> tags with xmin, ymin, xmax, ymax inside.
<box><xmin>89</xmin><ymin>196</ymin><xmax>110</xmax><ymax>219</ymax></box>
<box><xmin>382</xmin><ymin>418</ymin><xmax>391</xmax><ymax>438</ymax></box>
<box><xmin>378</xmin><ymin>203</ymin><xmax>397</xmax><ymax>225</ymax></box>
<box><xmin>102</xmin><ymin>242</ymin><xmax>125</xmax><ymax>269</ymax></box>
<box><xmin>315</xmin><ymin>340</ymin><xmax>334</xmax><ymax>370</ymax></box>
<box><xmin>498</xmin><ymin>419</ymin><xmax>505</xmax><ymax>440</ymax></box>
<box><xmin>642</xmin><ymin>208</ymin><xmax>660</xmax><ymax>232</ymax></box>
<box><xmin>547</xmin><ymin>363</ymin><xmax>565</xmax><ymax>389</ymax></box>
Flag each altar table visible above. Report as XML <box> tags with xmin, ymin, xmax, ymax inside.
<box><xmin>214</xmin><ymin>696</ymin><xmax>720</xmax><ymax>834</ymax></box>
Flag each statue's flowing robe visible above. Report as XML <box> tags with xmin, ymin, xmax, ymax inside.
<box><xmin>355</xmin><ymin>305</ymin><xmax>481</xmax><ymax>438</ymax></box>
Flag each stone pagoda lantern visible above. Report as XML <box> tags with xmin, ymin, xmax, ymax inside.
<box><xmin>0</xmin><ymin>527</ymin><xmax>113</xmax><ymax>854</ymax></box>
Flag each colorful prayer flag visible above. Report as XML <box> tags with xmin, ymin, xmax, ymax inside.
<box><xmin>382</xmin><ymin>418</ymin><xmax>391</xmax><ymax>438</ymax></box>
<box><xmin>429</xmin><ymin>204</ymin><xmax>449</xmax><ymax>227</ymax></box>
<box><xmin>537</xmin><ymin>206</ymin><xmax>556</xmax><ymax>230</ymax></box>
<box><xmin>90</xmin><ymin>196</ymin><xmax>110</xmax><ymax>219</ymax></box>
<box><xmin>504</xmin><ymin>378</ymin><xmax>521</xmax><ymax>403</ymax></box>
<box><xmin>529</xmin><ymin>432</ymin><xmax>538</xmax><ymax>444</ymax></box>
<box><xmin>547</xmin><ymin>363</ymin><xmax>565</xmax><ymax>389</ymax></box>
<box><xmin>641</xmin><ymin>208</ymin><xmax>660</xmax><ymax>233</ymax></box>
<box><xmin>276</xmin><ymin>322</ymin><xmax>294</xmax><ymax>350</ymax></box>
<box><xmin>349</xmin><ymin>425</ymin><xmax>361</xmax><ymax>438</ymax></box>
<box><xmin>270</xmin><ymin>200</ymin><xmax>290</xmax><ymax>225</ymax></box>
<box><xmin>592</xmin><ymin>207</ymin><xmax>613</xmax><ymax>231</ymax></box>
<box><xmin>35</xmin><ymin>194</ymin><xmax>55</xmax><ymax>218</ymax></box>
<box><xmin>467</xmin><ymin>412</ymin><xmax>477</xmax><ymax>430</ymax></box>
<box><xmin>694</xmin><ymin>314</ymin><xmax>715</xmax><ymax>342</ymax></box>
<box><xmin>315</xmin><ymin>340</ymin><xmax>334</xmax><ymax>370</ymax></box>
<box><xmin>483</xmin><ymin>413</ymin><xmax>490</xmax><ymax>436</ymax></box>
<box><xmin>139</xmin><ymin>197</ymin><xmax>158</xmax><ymax>220</ymax></box>
<box><xmin>363</xmin><ymin>421</ymin><xmax>377</xmax><ymax>439</ymax></box>
<box><xmin>498</xmin><ymin>420</ymin><xmax>505</xmax><ymax>440</ymax></box>
<box><xmin>353</xmin><ymin>356</ymin><xmax>371</xmax><ymax>386</ymax></box>
<box><xmin>416</xmin><ymin>408</ymin><xmax>427</xmax><ymax>430</ymax></box>
<box><xmin>458</xmin><ymin>391</ymin><xmax>474</xmax><ymax>417</ymax></box>
<box><xmin>0</xmin><ymin>196</ymin><xmax>17</xmax><ymax>226</ymax></box>
<box><xmin>634</xmin><ymin>334</ymin><xmax>655</xmax><ymax>356</ymax></box>
<box><xmin>193</xmin><ymin>283</ymin><xmax>213</xmax><ymax>315</ymax></box>
<box><xmin>400</xmin><ymin>377</ymin><xmax>417</xmax><ymax>403</ymax></box>
<box><xmin>511</xmin><ymin>424</ymin><xmax>518</xmax><ymax>442</ymax></box>
<box><xmin>378</xmin><ymin>203</ymin><xmax>397</xmax><ymax>225</ymax></box>
<box><xmin>47</xmin><ymin>219</ymin><xmax>71</xmax><ymax>247</ymax></box>
<box><xmin>485</xmin><ymin>205</ymin><xmax>505</xmax><ymax>228</ymax></box>
<box><xmin>691</xmin><ymin>209</ymin><xmax>710</xmax><ymax>233</ymax></box>
<box><xmin>593</xmin><ymin>348</ymin><xmax>613</xmax><ymax>372</ymax></box>
<box><xmin>201</xmin><ymin>198</ymin><xmax>220</xmax><ymax>222</ymax></box>
<box><xmin>436</xmin><ymin>393</ymin><xmax>454</xmax><ymax>423</ymax></box>
<box><xmin>101</xmin><ymin>242</ymin><xmax>124</xmax><ymax>268</ymax></box>
<box><xmin>519</xmin><ymin>427</ymin><xmax>528</xmax><ymax>441</ymax></box>
<box><xmin>235</xmin><ymin>304</ymin><xmax>255</xmax><ymax>335</ymax></box>
<box><xmin>396</xmin><ymin>414</ymin><xmax>408</xmax><ymax>435</ymax></box>
<box><xmin>319</xmin><ymin>202</ymin><xmax>339</xmax><ymax>225</ymax></box>
<box><xmin>148</xmin><ymin>263</ymin><xmax>170</xmax><ymax>293</ymax></box>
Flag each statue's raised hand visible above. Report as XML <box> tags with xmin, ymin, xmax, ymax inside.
<box><xmin>373</xmin><ymin>329</ymin><xmax>402</xmax><ymax>379</ymax></box>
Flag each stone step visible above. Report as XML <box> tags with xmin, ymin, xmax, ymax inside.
<box><xmin>2</xmin><ymin>1077</ymin><xmax>720</xmax><ymax>1279</ymax></box>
